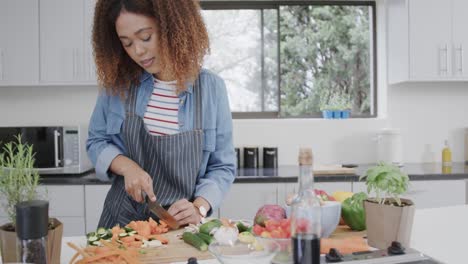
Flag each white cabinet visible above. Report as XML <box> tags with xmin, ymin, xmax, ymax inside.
<box><xmin>38</xmin><ymin>185</ymin><xmax>86</xmax><ymax>236</ymax></box>
<box><xmin>353</xmin><ymin>180</ymin><xmax>466</xmax><ymax>209</ymax></box>
<box><xmin>84</xmin><ymin>0</ymin><xmax>97</xmax><ymax>82</ymax></box>
<box><xmin>0</xmin><ymin>0</ymin><xmax>39</xmax><ymax>85</ymax></box>
<box><xmin>387</xmin><ymin>0</ymin><xmax>468</xmax><ymax>83</ymax></box>
<box><xmin>452</xmin><ymin>0</ymin><xmax>468</xmax><ymax>79</ymax></box>
<box><xmin>219</xmin><ymin>183</ymin><xmax>278</xmax><ymax>220</ymax></box>
<box><xmin>219</xmin><ymin>182</ymin><xmax>353</xmax><ymax>220</ymax></box>
<box><xmin>84</xmin><ymin>185</ymin><xmax>111</xmax><ymax>233</ymax></box>
<box><xmin>39</xmin><ymin>0</ymin><xmax>96</xmax><ymax>84</ymax></box>
<box><xmin>0</xmin><ymin>185</ymin><xmax>86</xmax><ymax>236</ymax></box>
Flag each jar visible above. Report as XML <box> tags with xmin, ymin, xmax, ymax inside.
<box><xmin>376</xmin><ymin>128</ymin><xmax>403</xmax><ymax>166</ymax></box>
<box><xmin>243</xmin><ymin>147</ymin><xmax>259</xmax><ymax>168</ymax></box>
<box><xmin>16</xmin><ymin>200</ymin><xmax>49</xmax><ymax>264</ymax></box>
<box><xmin>263</xmin><ymin>147</ymin><xmax>278</xmax><ymax>168</ymax></box>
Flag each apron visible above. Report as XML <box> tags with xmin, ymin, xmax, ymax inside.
<box><xmin>98</xmin><ymin>78</ymin><xmax>204</xmax><ymax>228</ymax></box>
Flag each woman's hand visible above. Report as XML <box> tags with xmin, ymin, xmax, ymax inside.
<box><xmin>110</xmin><ymin>155</ymin><xmax>156</xmax><ymax>203</ymax></box>
<box><xmin>168</xmin><ymin>199</ymin><xmax>201</xmax><ymax>226</ymax></box>
<box><xmin>123</xmin><ymin>168</ymin><xmax>156</xmax><ymax>203</ymax></box>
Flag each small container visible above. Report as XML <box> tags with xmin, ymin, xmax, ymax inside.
<box><xmin>263</xmin><ymin>147</ymin><xmax>278</xmax><ymax>168</ymax></box>
<box><xmin>243</xmin><ymin>147</ymin><xmax>259</xmax><ymax>168</ymax></box>
<box><xmin>235</xmin><ymin>148</ymin><xmax>241</xmax><ymax>168</ymax></box>
<box><xmin>16</xmin><ymin>200</ymin><xmax>49</xmax><ymax>264</ymax></box>
<box><xmin>442</xmin><ymin>140</ymin><xmax>452</xmax><ymax>166</ymax></box>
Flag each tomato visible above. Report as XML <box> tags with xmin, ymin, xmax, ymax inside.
<box><xmin>253</xmin><ymin>224</ymin><xmax>265</xmax><ymax>236</ymax></box>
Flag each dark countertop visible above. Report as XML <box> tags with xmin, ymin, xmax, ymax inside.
<box><xmin>39</xmin><ymin>162</ymin><xmax>468</xmax><ymax>185</ymax></box>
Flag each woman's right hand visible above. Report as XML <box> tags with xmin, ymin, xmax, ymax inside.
<box><xmin>110</xmin><ymin>155</ymin><xmax>157</xmax><ymax>203</ymax></box>
<box><xmin>123</xmin><ymin>168</ymin><xmax>156</xmax><ymax>203</ymax></box>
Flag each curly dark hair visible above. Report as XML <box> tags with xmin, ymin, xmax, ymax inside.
<box><xmin>93</xmin><ymin>0</ymin><xmax>209</xmax><ymax>96</ymax></box>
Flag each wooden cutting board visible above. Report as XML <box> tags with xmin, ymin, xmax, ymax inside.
<box><xmin>139</xmin><ymin>229</ymin><xmax>215</xmax><ymax>264</ymax></box>
<box><xmin>139</xmin><ymin>226</ymin><xmax>365</xmax><ymax>263</ymax></box>
<box><xmin>313</xmin><ymin>164</ymin><xmax>356</xmax><ymax>175</ymax></box>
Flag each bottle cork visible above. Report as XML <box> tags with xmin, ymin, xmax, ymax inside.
<box><xmin>298</xmin><ymin>148</ymin><xmax>313</xmax><ymax>166</ymax></box>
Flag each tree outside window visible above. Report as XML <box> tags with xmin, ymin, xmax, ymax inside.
<box><xmin>202</xmin><ymin>1</ymin><xmax>376</xmax><ymax>118</ymax></box>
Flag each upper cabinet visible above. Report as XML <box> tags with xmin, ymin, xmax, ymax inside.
<box><xmin>452</xmin><ymin>0</ymin><xmax>468</xmax><ymax>79</ymax></box>
<box><xmin>0</xmin><ymin>0</ymin><xmax>39</xmax><ymax>85</ymax></box>
<box><xmin>387</xmin><ymin>0</ymin><xmax>468</xmax><ymax>84</ymax></box>
<box><xmin>40</xmin><ymin>0</ymin><xmax>96</xmax><ymax>84</ymax></box>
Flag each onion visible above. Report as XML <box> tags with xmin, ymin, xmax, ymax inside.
<box><xmin>214</xmin><ymin>225</ymin><xmax>239</xmax><ymax>246</ymax></box>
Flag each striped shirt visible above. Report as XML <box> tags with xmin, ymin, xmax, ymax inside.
<box><xmin>143</xmin><ymin>78</ymin><xmax>179</xmax><ymax>136</ymax></box>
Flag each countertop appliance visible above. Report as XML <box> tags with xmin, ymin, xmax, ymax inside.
<box><xmin>0</xmin><ymin>126</ymin><xmax>92</xmax><ymax>175</ymax></box>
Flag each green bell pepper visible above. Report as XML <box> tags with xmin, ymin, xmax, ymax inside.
<box><xmin>341</xmin><ymin>192</ymin><xmax>367</xmax><ymax>231</ymax></box>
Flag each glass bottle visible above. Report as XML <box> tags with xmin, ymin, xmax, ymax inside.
<box><xmin>290</xmin><ymin>148</ymin><xmax>321</xmax><ymax>264</ymax></box>
<box><xmin>16</xmin><ymin>200</ymin><xmax>49</xmax><ymax>264</ymax></box>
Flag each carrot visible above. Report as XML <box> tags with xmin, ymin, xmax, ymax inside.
<box><xmin>320</xmin><ymin>237</ymin><xmax>370</xmax><ymax>255</ymax></box>
<box><xmin>148</xmin><ymin>234</ymin><xmax>169</xmax><ymax>244</ymax></box>
<box><xmin>120</xmin><ymin>236</ymin><xmax>136</xmax><ymax>243</ymax></box>
<box><xmin>158</xmin><ymin>220</ymin><xmax>168</xmax><ymax>228</ymax></box>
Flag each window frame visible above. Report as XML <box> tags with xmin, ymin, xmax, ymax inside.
<box><xmin>201</xmin><ymin>1</ymin><xmax>378</xmax><ymax>119</ymax></box>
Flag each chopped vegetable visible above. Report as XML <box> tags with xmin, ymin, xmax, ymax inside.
<box><xmin>183</xmin><ymin>232</ymin><xmax>208</xmax><ymax>251</ymax></box>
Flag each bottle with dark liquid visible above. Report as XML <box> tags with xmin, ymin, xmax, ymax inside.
<box><xmin>290</xmin><ymin>148</ymin><xmax>321</xmax><ymax>264</ymax></box>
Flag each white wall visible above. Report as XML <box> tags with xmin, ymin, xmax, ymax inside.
<box><xmin>0</xmin><ymin>82</ymin><xmax>467</xmax><ymax>166</ymax></box>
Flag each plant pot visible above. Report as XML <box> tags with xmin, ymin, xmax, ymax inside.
<box><xmin>364</xmin><ymin>199</ymin><xmax>415</xmax><ymax>249</ymax></box>
<box><xmin>332</xmin><ymin>110</ymin><xmax>341</xmax><ymax>119</ymax></box>
<box><xmin>340</xmin><ymin>109</ymin><xmax>351</xmax><ymax>119</ymax></box>
<box><xmin>322</xmin><ymin>110</ymin><xmax>333</xmax><ymax>119</ymax></box>
<box><xmin>0</xmin><ymin>218</ymin><xmax>63</xmax><ymax>264</ymax></box>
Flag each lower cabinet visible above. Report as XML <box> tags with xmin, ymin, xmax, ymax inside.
<box><xmin>0</xmin><ymin>185</ymin><xmax>86</xmax><ymax>236</ymax></box>
<box><xmin>84</xmin><ymin>185</ymin><xmax>111</xmax><ymax>233</ymax></box>
<box><xmin>219</xmin><ymin>182</ymin><xmax>353</xmax><ymax>220</ymax></box>
<box><xmin>219</xmin><ymin>183</ymin><xmax>278</xmax><ymax>220</ymax></box>
<box><xmin>352</xmin><ymin>180</ymin><xmax>466</xmax><ymax>209</ymax></box>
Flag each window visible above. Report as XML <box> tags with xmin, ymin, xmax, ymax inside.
<box><xmin>201</xmin><ymin>1</ymin><xmax>377</xmax><ymax>118</ymax></box>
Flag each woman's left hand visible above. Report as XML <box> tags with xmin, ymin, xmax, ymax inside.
<box><xmin>167</xmin><ymin>199</ymin><xmax>200</xmax><ymax>226</ymax></box>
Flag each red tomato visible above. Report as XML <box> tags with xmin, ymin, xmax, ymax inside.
<box><xmin>253</xmin><ymin>224</ymin><xmax>265</xmax><ymax>236</ymax></box>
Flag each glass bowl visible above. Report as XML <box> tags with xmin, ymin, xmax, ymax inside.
<box><xmin>254</xmin><ymin>237</ymin><xmax>292</xmax><ymax>264</ymax></box>
<box><xmin>208</xmin><ymin>238</ymin><xmax>280</xmax><ymax>264</ymax></box>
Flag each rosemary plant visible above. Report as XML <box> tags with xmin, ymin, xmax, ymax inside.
<box><xmin>0</xmin><ymin>135</ymin><xmax>41</xmax><ymax>226</ymax></box>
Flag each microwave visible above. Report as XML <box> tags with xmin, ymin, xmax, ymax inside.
<box><xmin>0</xmin><ymin>126</ymin><xmax>93</xmax><ymax>175</ymax></box>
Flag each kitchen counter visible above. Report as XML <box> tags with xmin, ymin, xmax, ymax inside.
<box><xmin>39</xmin><ymin>162</ymin><xmax>468</xmax><ymax>185</ymax></box>
<box><xmin>59</xmin><ymin>205</ymin><xmax>466</xmax><ymax>263</ymax></box>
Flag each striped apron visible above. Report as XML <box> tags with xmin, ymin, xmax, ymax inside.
<box><xmin>98</xmin><ymin>78</ymin><xmax>204</xmax><ymax>228</ymax></box>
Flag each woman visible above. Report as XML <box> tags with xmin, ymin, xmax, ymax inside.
<box><xmin>87</xmin><ymin>0</ymin><xmax>235</xmax><ymax>228</ymax></box>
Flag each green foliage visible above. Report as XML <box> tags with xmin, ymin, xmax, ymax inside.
<box><xmin>319</xmin><ymin>91</ymin><xmax>352</xmax><ymax>111</ymax></box>
<box><xmin>276</xmin><ymin>5</ymin><xmax>371</xmax><ymax>117</ymax></box>
<box><xmin>359</xmin><ymin>162</ymin><xmax>409</xmax><ymax>206</ymax></box>
<box><xmin>0</xmin><ymin>135</ymin><xmax>41</xmax><ymax>225</ymax></box>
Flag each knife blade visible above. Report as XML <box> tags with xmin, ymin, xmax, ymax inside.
<box><xmin>145</xmin><ymin>196</ymin><xmax>180</xmax><ymax>229</ymax></box>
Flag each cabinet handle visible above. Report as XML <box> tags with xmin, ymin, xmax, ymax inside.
<box><xmin>456</xmin><ymin>45</ymin><xmax>463</xmax><ymax>74</ymax></box>
<box><xmin>0</xmin><ymin>48</ymin><xmax>3</xmax><ymax>81</ymax></box>
<box><xmin>439</xmin><ymin>45</ymin><xmax>448</xmax><ymax>75</ymax></box>
<box><xmin>72</xmin><ymin>48</ymin><xmax>76</xmax><ymax>79</ymax></box>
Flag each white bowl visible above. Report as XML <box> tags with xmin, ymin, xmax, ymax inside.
<box><xmin>285</xmin><ymin>200</ymin><xmax>341</xmax><ymax>238</ymax></box>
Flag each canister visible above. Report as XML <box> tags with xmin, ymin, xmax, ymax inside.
<box><xmin>263</xmin><ymin>147</ymin><xmax>278</xmax><ymax>168</ymax></box>
<box><xmin>243</xmin><ymin>147</ymin><xmax>259</xmax><ymax>168</ymax></box>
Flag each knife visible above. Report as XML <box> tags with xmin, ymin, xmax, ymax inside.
<box><xmin>145</xmin><ymin>195</ymin><xmax>180</xmax><ymax>230</ymax></box>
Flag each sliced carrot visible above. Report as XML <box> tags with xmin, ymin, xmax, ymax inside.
<box><xmin>120</xmin><ymin>236</ymin><xmax>136</xmax><ymax>243</ymax></box>
<box><xmin>320</xmin><ymin>237</ymin><xmax>369</xmax><ymax>255</ymax></box>
<box><xmin>148</xmin><ymin>234</ymin><xmax>168</xmax><ymax>244</ymax></box>
<box><xmin>127</xmin><ymin>221</ymin><xmax>138</xmax><ymax>231</ymax></box>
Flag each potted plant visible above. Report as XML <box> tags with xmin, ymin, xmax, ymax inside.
<box><xmin>0</xmin><ymin>135</ymin><xmax>63</xmax><ymax>264</ymax></box>
<box><xmin>359</xmin><ymin>162</ymin><xmax>413</xmax><ymax>249</ymax></box>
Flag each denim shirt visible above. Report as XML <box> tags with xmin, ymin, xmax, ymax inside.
<box><xmin>86</xmin><ymin>69</ymin><xmax>236</xmax><ymax>211</ymax></box>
